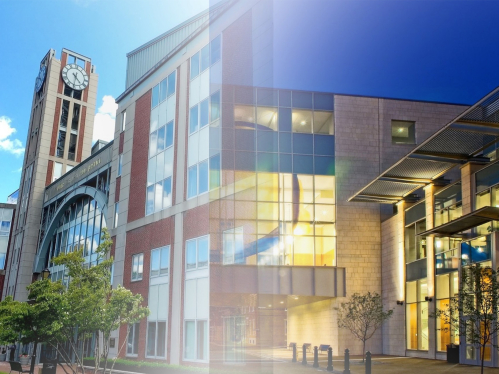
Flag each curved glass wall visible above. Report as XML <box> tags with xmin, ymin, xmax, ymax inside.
<box><xmin>45</xmin><ymin>196</ymin><xmax>107</xmax><ymax>283</ymax></box>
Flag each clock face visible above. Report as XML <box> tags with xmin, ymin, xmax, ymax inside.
<box><xmin>61</xmin><ymin>63</ymin><xmax>89</xmax><ymax>91</ymax></box>
<box><xmin>35</xmin><ymin>65</ymin><xmax>46</xmax><ymax>92</ymax></box>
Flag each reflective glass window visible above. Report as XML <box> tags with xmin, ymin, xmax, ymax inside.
<box><xmin>200</xmin><ymin>44</ymin><xmax>210</xmax><ymax>71</ymax></box>
<box><xmin>291</xmin><ymin>109</ymin><xmax>313</xmax><ymax>133</ymax></box>
<box><xmin>167</xmin><ymin>71</ymin><xmax>176</xmax><ymax>97</ymax></box>
<box><xmin>190</xmin><ymin>52</ymin><xmax>200</xmax><ymax>79</ymax></box>
<box><xmin>314</xmin><ymin>135</ymin><xmax>334</xmax><ymax>156</ymax></box>
<box><xmin>292</xmin><ymin>91</ymin><xmax>313</xmax><ymax>109</ymax></box>
<box><xmin>293</xmin><ymin>133</ymin><xmax>313</xmax><ymax>154</ymax></box>
<box><xmin>293</xmin><ymin>155</ymin><xmax>313</xmax><ymax>174</ymax></box>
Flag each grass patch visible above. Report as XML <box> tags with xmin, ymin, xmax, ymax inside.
<box><xmin>83</xmin><ymin>358</ymin><xmax>208</xmax><ymax>372</ymax></box>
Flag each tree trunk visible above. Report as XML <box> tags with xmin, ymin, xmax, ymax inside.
<box><xmin>481</xmin><ymin>344</ymin><xmax>485</xmax><ymax>374</ymax></box>
<box><xmin>362</xmin><ymin>340</ymin><xmax>366</xmax><ymax>363</ymax></box>
<box><xmin>29</xmin><ymin>340</ymin><xmax>38</xmax><ymax>374</ymax></box>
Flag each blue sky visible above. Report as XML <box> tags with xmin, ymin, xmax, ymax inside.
<box><xmin>1</xmin><ymin>0</ymin><xmax>499</xmax><ymax>201</ymax></box>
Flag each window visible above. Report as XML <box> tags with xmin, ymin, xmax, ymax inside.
<box><xmin>53</xmin><ymin>162</ymin><xmax>63</xmax><ymax>182</ymax></box>
<box><xmin>392</xmin><ymin>120</ymin><xmax>416</xmax><ymax>144</ymax></box>
<box><xmin>63</xmin><ymin>84</ymin><xmax>82</xmax><ymax>100</ymax></box>
<box><xmin>406</xmin><ymin>279</ymin><xmax>429</xmax><ymax>351</ymax></box>
<box><xmin>127</xmin><ymin>322</ymin><xmax>140</xmax><ymax>356</ymax></box>
<box><xmin>436</xmin><ymin>272</ymin><xmax>459</xmax><ymax>351</ymax></box>
<box><xmin>147</xmin><ymin>284</ymin><xmax>168</xmax><ymax>358</ymax></box>
<box><xmin>71</xmin><ymin>103</ymin><xmax>80</xmax><ymax>131</ymax></box>
<box><xmin>434</xmin><ymin>183</ymin><xmax>462</xmax><ymax>227</ymax></box>
<box><xmin>190</xmin><ymin>35</ymin><xmax>221</xmax><ymax>80</ymax></box>
<box><xmin>60</xmin><ymin>100</ymin><xmax>70</xmax><ymax>128</ymax></box>
<box><xmin>117</xmin><ymin>154</ymin><xmax>123</xmax><ymax>177</ymax></box>
<box><xmin>131</xmin><ymin>253</ymin><xmax>143</xmax><ymax>281</ymax></box>
<box><xmin>68</xmin><ymin>134</ymin><xmax>77</xmax><ymax>161</ymax></box>
<box><xmin>114</xmin><ymin>202</ymin><xmax>119</xmax><ymax>228</ymax></box>
<box><xmin>121</xmin><ymin>110</ymin><xmax>127</xmax><ymax>132</ymax></box>
<box><xmin>56</xmin><ymin>130</ymin><xmax>66</xmax><ymax>158</ymax></box>
<box><xmin>223</xmin><ymin>227</ymin><xmax>244</xmax><ymax>264</ymax></box>
<box><xmin>186</xmin><ymin>236</ymin><xmax>209</xmax><ymax>270</ymax></box>
<box><xmin>183</xmin><ymin>277</ymin><xmax>208</xmax><ymax>362</ymax></box>
<box><xmin>150</xmin><ymin>246</ymin><xmax>170</xmax><ymax>277</ymax></box>
<box><xmin>151</xmin><ymin>71</ymin><xmax>176</xmax><ymax>109</ymax></box>
<box><xmin>189</xmin><ymin>93</ymin><xmax>218</xmax><ymax>135</ymax></box>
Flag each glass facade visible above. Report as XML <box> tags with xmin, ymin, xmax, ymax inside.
<box><xmin>147</xmin><ymin>71</ymin><xmax>176</xmax><ymax>215</ymax></box>
<box><xmin>45</xmin><ymin>196</ymin><xmax>107</xmax><ymax>282</ymax></box>
<box><xmin>210</xmin><ymin>86</ymin><xmax>335</xmax><ymax>267</ymax></box>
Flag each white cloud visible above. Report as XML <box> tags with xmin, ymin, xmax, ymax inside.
<box><xmin>0</xmin><ymin>116</ymin><xmax>25</xmax><ymax>156</ymax></box>
<box><xmin>93</xmin><ymin>95</ymin><xmax>118</xmax><ymax>143</ymax></box>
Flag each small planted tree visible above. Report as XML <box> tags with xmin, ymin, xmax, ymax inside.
<box><xmin>337</xmin><ymin>292</ymin><xmax>393</xmax><ymax>362</ymax></box>
<box><xmin>433</xmin><ymin>263</ymin><xmax>499</xmax><ymax>374</ymax></box>
<box><xmin>0</xmin><ymin>229</ymin><xmax>149</xmax><ymax>374</ymax></box>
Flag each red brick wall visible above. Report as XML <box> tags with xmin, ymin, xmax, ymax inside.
<box><xmin>119</xmin><ymin>217</ymin><xmax>175</xmax><ymax>361</ymax></box>
<box><xmin>46</xmin><ymin>160</ymin><xmax>54</xmax><ymax>186</ymax></box>
<box><xmin>57</xmin><ymin>53</ymin><xmax>67</xmax><ymax>94</ymax></box>
<box><xmin>50</xmin><ymin>98</ymin><xmax>62</xmax><ymax>156</ymax></box>
<box><xmin>76</xmin><ymin>106</ymin><xmax>87</xmax><ymax>162</ymax></box>
<box><xmin>119</xmin><ymin>132</ymin><xmax>125</xmax><ymax>154</ymax></box>
<box><xmin>128</xmin><ymin>91</ymin><xmax>151</xmax><ymax>222</ymax></box>
<box><xmin>115</xmin><ymin>177</ymin><xmax>121</xmax><ymax>202</ymax></box>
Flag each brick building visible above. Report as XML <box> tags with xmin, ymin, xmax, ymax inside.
<box><xmin>6</xmin><ymin>0</ymin><xmax>496</xmax><ymax>370</ymax></box>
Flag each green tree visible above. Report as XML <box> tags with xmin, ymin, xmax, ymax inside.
<box><xmin>51</xmin><ymin>228</ymin><xmax>149</xmax><ymax>374</ymax></box>
<box><xmin>337</xmin><ymin>292</ymin><xmax>393</xmax><ymax>362</ymax></box>
<box><xmin>0</xmin><ymin>228</ymin><xmax>149</xmax><ymax>374</ymax></box>
<box><xmin>0</xmin><ymin>280</ymin><xmax>66</xmax><ymax>374</ymax></box>
<box><xmin>433</xmin><ymin>263</ymin><xmax>499</xmax><ymax>374</ymax></box>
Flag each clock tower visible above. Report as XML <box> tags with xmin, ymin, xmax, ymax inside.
<box><xmin>3</xmin><ymin>48</ymin><xmax>98</xmax><ymax>301</ymax></box>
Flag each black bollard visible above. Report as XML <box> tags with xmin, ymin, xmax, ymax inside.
<box><xmin>292</xmin><ymin>344</ymin><xmax>297</xmax><ymax>362</ymax></box>
<box><xmin>313</xmin><ymin>346</ymin><xmax>319</xmax><ymax>368</ymax></box>
<box><xmin>302</xmin><ymin>344</ymin><xmax>307</xmax><ymax>365</ymax></box>
<box><xmin>365</xmin><ymin>351</ymin><xmax>371</xmax><ymax>374</ymax></box>
<box><xmin>343</xmin><ymin>348</ymin><xmax>350</xmax><ymax>374</ymax></box>
<box><xmin>327</xmin><ymin>347</ymin><xmax>333</xmax><ymax>372</ymax></box>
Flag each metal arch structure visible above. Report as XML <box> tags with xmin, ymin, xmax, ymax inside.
<box><xmin>33</xmin><ymin>186</ymin><xmax>108</xmax><ymax>274</ymax></box>
<box><xmin>349</xmin><ymin>85</ymin><xmax>499</xmax><ymax>204</ymax></box>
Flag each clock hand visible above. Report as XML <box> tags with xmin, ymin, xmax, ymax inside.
<box><xmin>73</xmin><ymin>72</ymin><xmax>81</xmax><ymax>84</ymax></box>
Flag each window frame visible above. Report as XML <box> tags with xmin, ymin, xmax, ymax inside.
<box><xmin>114</xmin><ymin>202</ymin><xmax>119</xmax><ymax>229</ymax></box>
<box><xmin>131</xmin><ymin>253</ymin><xmax>144</xmax><ymax>282</ymax></box>
<box><xmin>126</xmin><ymin>322</ymin><xmax>140</xmax><ymax>357</ymax></box>
<box><xmin>185</xmin><ymin>236</ymin><xmax>209</xmax><ymax>271</ymax></box>
<box><xmin>117</xmin><ymin>154</ymin><xmax>123</xmax><ymax>177</ymax></box>
<box><xmin>150</xmin><ymin>246</ymin><xmax>170</xmax><ymax>278</ymax></box>
<box><xmin>189</xmin><ymin>35</ymin><xmax>222</xmax><ymax>81</ymax></box>
<box><xmin>121</xmin><ymin>110</ymin><xmax>127</xmax><ymax>132</ymax></box>
<box><xmin>183</xmin><ymin>319</ymin><xmax>209</xmax><ymax>362</ymax></box>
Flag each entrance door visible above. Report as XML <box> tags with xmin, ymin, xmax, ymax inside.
<box><xmin>223</xmin><ymin>316</ymin><xmax>246</xmax><ymax>362</ymax></box>
<box><xmin>460</xmin><ymin>319</ymin><xmax>495</xmax><ymax>367</ymax></box>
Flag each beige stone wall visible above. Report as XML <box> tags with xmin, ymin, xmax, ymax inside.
<box><xmin>287</xmin><ymin>299</ymin><xmax>336</xmax><ymax>350</ymax></box>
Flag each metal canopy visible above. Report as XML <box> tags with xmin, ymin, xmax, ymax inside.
<box><xmin>419</xmin><ymin>206</ymin><xmax>499</xmax><ymax>238</ymax></box>
<box><xmin>349</xmin><ymin>86</ymin><xmax>499</xmax><ymax>204</ymax></box>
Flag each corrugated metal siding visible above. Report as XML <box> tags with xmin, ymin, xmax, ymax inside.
<box><xmin>125</xmin><ymin>14</ymin><xmax>210</xmax><ymax>88</ymax></box>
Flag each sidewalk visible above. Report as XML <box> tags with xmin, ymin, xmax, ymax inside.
<box><xmin>3</xmin><ymin>356</ymin><xmax>499</xmax><ymax>374</ymax></box>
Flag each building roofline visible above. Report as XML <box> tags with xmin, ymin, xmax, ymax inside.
<box><xmin>44</xmin><ymin>140</ymin><xmax>114</xmax><ymax>191</ymax></box>
<box><xmin>117</xmin><ymin>0</ymin><xmax>235</xmax><ymax>103</ymax></box>
<box><xmin>348</xmin><ymin>84</ymin><xmax>499</xmax><ymax>204</ymax></box>
<box><xmin>126</xmin><ymin>1</ymin><xmax>229</xmax><ymax>58</ymax></box>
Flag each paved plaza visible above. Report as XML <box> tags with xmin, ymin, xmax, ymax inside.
<box><xmin>2</xmin><ymin>351</ymin><xmax>499</xmax><ymax>374</ymax></box>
